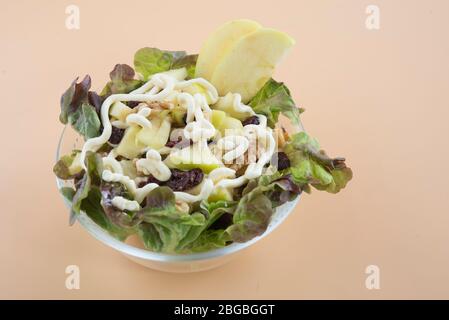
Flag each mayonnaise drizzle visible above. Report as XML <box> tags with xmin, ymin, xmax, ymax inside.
<box><xmin>102</xmin><ymin>169</ymin><xmax>159</xmax><ymax>204</ymax></box>
<box><xmin>216</xmin><ymin>135</ymin><xmax>249</xmax><ymax>163</ymax></box>
<box><xmin>79</xmin><ymin>70</ymin><xmax>277</xmax><ymax>209</ymax></box>
<box><xmin>111</xmin><ymin>197</ymin><xmax>141</xmax><ymax>211</ymax></box>
<box><xmin>174</xmin><ymin>178</ymin><xmax>214</xmax><ymax>202</ymax></box>
<box><xmin>126</xmin><ymin>107</ymin><xmax>152</xmax><ymax>128</ymax></box>
<box><xmin>79</xmin><ymin>73</ymin><xmax>176</xmax><ymax>170</ymax></box>
<box><xmin>136</xmin><ymin>149</ymin><xmax>171</xmax><ymax>181</ymax></box>
<box><xmin>102</xmin><ymin>149</ymin><xmax>123</xmax><ymax>174</ymax></box>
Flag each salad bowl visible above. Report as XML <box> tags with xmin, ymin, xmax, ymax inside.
<box><xmin>56</xmin><ymin>121</ymin><xmax>303</xmax><ymax>272</ymax></box>
<box><xmin>53</xmin><ymin>19</ymin><xmax>352</xmax><ymax>273</ymax></box>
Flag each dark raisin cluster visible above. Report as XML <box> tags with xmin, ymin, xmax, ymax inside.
<box><xmin>242</xmin><ymin>116</ymin><xmax>260</xmax><ymax>126</ymax></box>
<box><xmin>139</xmin><ymin>168</ymin><xmax>204</xmax><ymax>192</ymax></box>
<box><xmin>165</xmin><ymin>168</ymin><xmax>204</xmax><ymax>191</ymax></box>
<box><xmin>126</xmin><ymin>101</ymin><xmax>140</xmax><ymax>108</ymax></box>
<box><xmin>271</xmin><ymin>152</ymin><xmax>291</xmax><ymax>170</ymax></box>
<box><xmin>108</xmin><ymin>126</ymin><xmax>125</xmax><ymax>145</ymax></box>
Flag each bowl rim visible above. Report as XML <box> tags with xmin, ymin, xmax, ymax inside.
<box><xmin>56</xmin><ymin>122</ymin><xmax>301</xmax><ymax>263</ymax></box>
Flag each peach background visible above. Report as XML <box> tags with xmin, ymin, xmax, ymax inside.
<box><xmin>1</xmin><ymin>0</ymin><xmax>448</xmax><ymax>299</ymax></box>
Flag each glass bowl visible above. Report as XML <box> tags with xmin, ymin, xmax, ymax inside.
<box><xmin>56</xmin><ymin>117</ymin><xmax>303</xmax><ymax>273</ymax></box>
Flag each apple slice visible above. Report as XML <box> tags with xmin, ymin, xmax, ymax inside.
<box><xmin>195</xmin><ymin>19</ymin><xmax>261</xmax><ymax>81</ymax></box>
<box><xmin>165</xmin><ymin>142</ymin><xmax>222</xmax><ymax>173</ymax></box>
<box><xmin>208</xmin><ymin>187</ymin><xmax>233</xmax><ymax>202</ymax></box>
<box><xmin>116</xmin><ymin>125</ymin><xmax>146</xmax><ymax>159</ymax></box>
<box><xmin>110</xmin><ymin>101</ymin><xmax>133</xmax><ymax>121</ymax></box>
<box><xmin>136</xmin><ymin>118</ymin><xmax>171</xmax><ymax>150</ymax></box>
<box><xmin>210</xmin><ymin>28</ymin><xmax>295</xmax><ymax>103</ymax></box>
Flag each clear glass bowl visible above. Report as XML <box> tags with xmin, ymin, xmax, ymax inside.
<box><xmin>56</xmin><ymin>118</ymin><xmax>303</xmax><ymax>273</ymax></box>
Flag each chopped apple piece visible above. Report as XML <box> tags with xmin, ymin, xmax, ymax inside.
<box><xmin>210</xmin><ymin>110</ymin><xmax>243</xmax><ymax>136</ymax></box>
<box><xmin>110</xmin><ymin>101</ymin><xmax>133</xmax><ymax>121</ymax></box>
<box><xmin>195</xmin><ymin>19</ymin><xmax>261</xmax><ymax>81</ymax></box>
<box><xmin>116</xmin><ymin>125</ymin><xmax>145</xmax><ymax>159</ymax></box>
<box><xmin>210</xmin><ymin>110</ymin><xmax>227</xmax><ymax>129</ymax></box>
<box><xmin>213</xmin><ymin>93</ymin><xmax>253</xmax><ymax>120</ymax></box>
<box><xmin>219</xmin><ymin>117</ymin><xmax>243</xmax><ymax>136</ymax></box>
<box><xmin>208</xmin><ymin>187</ymin><xmax>233</xmax><ymax>202</ymax></box>
<box><xmin>68</xmin><ymin>152</ymin><xmax>83</xmax><ymax>176</ymax></box>
<box><xmin>136</xmin><ymin>118</ymin><xmax>171</xmax><ymax>150</ymax></box>
<box><xmin>210</xmin><ymin>28</ymin><xmax>295</xmax><ymax>103</ymax></box>
<box><xmin>166</xmin><ymin>142</ymin><xmax>222</xmax><ymax>173</ymax></box>
<box><xmin>182</xmin><ymin>83</ymin><xmax>214</xmax><ymax>104</ymax></box>
<box><xmin>161</xmin><ymin>68</ymin><xmax>187</xmax><ymax>81</ymax></box>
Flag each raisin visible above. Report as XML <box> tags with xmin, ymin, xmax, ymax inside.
<box><xmin>109</xmin><ymin>127</ymin><xmax>125</xmax><ymax>144</ymax></box>
<box><xmin>210</xmin><ymin>213</ymin><xmax>234</xmax><ymax>230</ymax></box>
<box><xmin>138</xmin><ymin>175</ymin><xmax>162</xmax><ymax>188</ymax></box>
<box><xmin>271</xmin><ymin>152</ymin><xmax>291</xmax><ymax>170</ymax></box>
<box><xmin>242</xmin><ymin>116</ymin><xmax>260</xmax><ymax>126</ymax></box>
<box><xmin>165</xmin><ymin>138</ymin><xmax>193</xmax><ymax>149</ymax></box>
<box><xmin>165</xmin><ymin>168</ymin><xmax>204</xmax><ymax>191</ymax></box>
<box><xmin>126</xmin><ymin>101</ymin><xmax>140</xmax><ymax>108</ymax></box>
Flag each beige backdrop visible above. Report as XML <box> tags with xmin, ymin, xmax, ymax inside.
<box><xmin>1</xmin><ymin>0</ymin><xmax>448</xmax><ymax>299</ymax></box>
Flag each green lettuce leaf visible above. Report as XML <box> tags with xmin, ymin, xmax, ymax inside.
<box><xmin>70</xmin><ymin>103</ymin><xmax>101</xmax><ymax>139</ymax></box>
<box><xmin>53</xmin><ymin>150</ymin><xmax>80</xmax><ymax>180</ymax></box>
<box><xmin>58</xmin><ymin>157</ymin><xmax>135</xmax><ymax>240</ymax></box>
<box><xmin>82</xmin><ymin>186</ymin><xmax>136</xmax><ymax>241</ymax></box>
<box><xmin>100</xmin><ymin>182</ymin><xmax>142</xmax><ymax>228</ymax></box>
<box><xmin>70</xmin><ymin>151</ymin><xmax>103</xmax><ymax>220</ymax></box>
<box><xmin>137</xmin><ymin>187</ymin><xmax>207</xmax><ymax>253</ymax></box>
<box><xmin>249</xmin><ymin>79</ymin><xmax>303</xmax><ymax>127</ymax></box>
<box><xmin>284</xmin><ymin>132</ymin><xmax>353</xmax><ymax>193</ymax></box>
<box><xmin>101</xmin><ymin>64</ymin><xmax>143</xmax><ymax>97</ymax></box>
<box><xmin>226</xmin><ymin>187</ymin><xmax>273</xmax><ymax>243</ymax></box>
<box><xmin>60</xmin><ymin>75</ymin><xmax>101</xmax><ymax>140</ymax></box>
<box><xmin>184</xmin><ymin>229</ymin><xmax>231</xmax><ymax>253</ymax></box>
<box><xmin>171</xmin><ymin>54</ymin><xmax>198</xmax><ymax>79</ymax></box>
<box><xmin>134</xmin><ymin>48</ymin><xmax>198</xmax><ymax>80</ymax></box>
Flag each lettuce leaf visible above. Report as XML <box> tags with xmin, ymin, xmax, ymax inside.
<box><xmin>284</xmin><ymin>132</ymin><xmax>353</xmax><ymax>193</ymax></box>
<box><xmin>137</xmin><ymin>187</ymin><xmax>207</xmax><ymax>253</ymax></box>
<box><xmin>70</xmin><ymin>151</ymin><xmax>103</xmax><ymax>221</ymax></box>
<box><xmin>226</xmin><ymin>187</ymin><xmax>273</xmax><ymax>243</ymax></box>
<box><xmin>60</xmin><ymin>75</ymin><xmax>101</xmax><ymax>140</ymax></box>
<box><xmin>53</xmin><ymin>150</ymin><xmax>80</xmax><ymax>180</ymax></box>
<box><xmin>137</xmin><ymin>188</ymin><xmax>237</xmax><ymax>253</ymax></box>
<box><xmin>100</xmin><ymin>64</ymin><xmax>143</xmax><ymax>97</ymax></box>
<box><xmin>249</xmin><ymin>79</ymin><xmax>303</xmax><ymax>127</ymax></box>
<box><xmin>100</xmin><ymin>182</ymin><xmax>142</xmax><ymax>228</ymax></box>
<box><xmin>171</xmin><ymin>54</ymin><xmax>198</xmax><ymax>79</ymax></box>
<box><xmin>82</xmin><ymin>186</ymin><xmax>136</xmax><ymax>241</ymax></box>
<box><xmin>184</xmin><ymin>229</ymin><xmax>231</xmax><ymax>253</ymax></box>
<box><xmin>134</xmin><ymin>48</ymin><xmax>197</xmax><ymax>80</ymax></box>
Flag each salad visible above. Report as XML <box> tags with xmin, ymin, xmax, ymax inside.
<box><xmin>54</xmin><ymin>20</ymin><xmax>352</xmax><ymax>254</ymax></box>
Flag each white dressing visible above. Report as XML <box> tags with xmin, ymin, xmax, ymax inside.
<box><xmin>111</xmin><ymin>197</ymin><xmax>141</xmax><ymax>211</ymax></box>
<box><xmin>78</xmin><ymin>70</ymin><xmax>277</xmax><ymax>207</ymax></box>
<box><xmin>136</xmin><ymin>149</ymin><xmax>171</xmax><ymax>181</ymax></box>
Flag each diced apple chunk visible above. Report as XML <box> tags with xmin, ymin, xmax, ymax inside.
<box><xmin>116</xmin><ymin>125</ymin><xmax>146</xmax><ymax>159</ymax></box>
<box><xmin>166</xmin><ymin>142</ymin><xmax>222</xmax><ymax>173</ymax></box>
<box><xmin>110</xmin><ymin>101</ymin><xmax>133</xmax><ymax>121</ymax></box>
<box><xmin>136</xmin><ymin>118</ymin><xmax>171</xmax><ymax>150</ymax></box>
